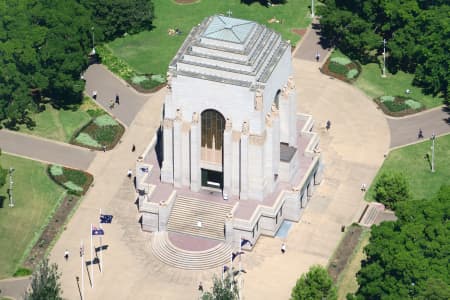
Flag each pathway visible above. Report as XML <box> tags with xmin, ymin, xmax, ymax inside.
<box><xmin>0</xmin><ymin>277</ymin><xmax>31</xmax><ymax>300</ymax></box>
<box><xmin>0</xmin><ymin>130</ymin><xmax>95</xmax><ymax>171</ymax></box>
<box><xmin>83</xmin><ymin>64</ymin><xmax>151</xmax><ymax>127</ymax></box>
<box><xmin>387</xmin><ymin>106</ymin><xmax>450</xmax><ymax>148</ymax></box>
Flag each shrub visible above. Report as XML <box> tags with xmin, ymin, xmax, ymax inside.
<box><xmin>49</xmin><ymin>165</ymin><xmax>63</xmax><ymax>176</ymax></box>
<box><xmin>13</xmin><ymin>267</ymin><xmax>32</xmax><ymax>277</ymax></box>
<box><xmin>346</xmin><ymin>69</ymin><xmax>359</xmax><ymax>79</ymax></box>
<box><xmin>94</xmin><ymin>114</ymin><xmax>118</xmax><ymax>127</ymax></box>
<box><xmin>330</xmin><ymin>56</ymin><xmax>352</xmax><ymax>65</ymax></box>
<box><xmin>75</xmin><ymin>133</ymin><xmax>101</xmax><ymax>148</ymax></box>
<box><xmin>405</xmin><ymin>99</ymin><xmax>422</xmax><ymax>109</ymax></box>
<box><xmin>373</xmin><ymin>172</ymin><xmax>410</xmax><ymax>209</ymax></box>
<box><xmin>92</xmin><ymin>126</ymin><xmax>119</xmax><ymax>144</ymax></box>
<box><xmin>131</xmin><ymin>75</ymin><xmax>148</xmax><ymax>84</ymax></box>
<box><xmin>86</xmin><ymin>109</ymin><xmax>104</xmax><ymax>118</ymax></box>
<box><xmin>97</xmin><ymin>45</ymin><xmax>135</xmax><ymax>81</ymax></box>
<box><xmin>328</xmin><ymin>62</ymin><xmax>348</xmax><ymax>75</ymax></box>
<box><xmin>380</xmin><ymin>95</ymin><xmax>395</xmax><ymax>102</ymax></box>
<box><xmin>63</xmin><ymin>181</ymin><xmax>83</xmax><ymax>192</ymax></box>
<box><xmin>151</xmin><ymin>74</ymin><xmax>166</xmax><ymax>83</ymax></box>
<box><xmin>383</xmin><ymin>99</ymin><xmax>409</xmax><ymax>112</ymax></box>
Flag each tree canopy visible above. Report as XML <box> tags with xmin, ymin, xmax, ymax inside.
<box><xmin>202</xmin><ymin>272</ymin><xmax>239</xmax><ymax>300</ymax></box>
<box><xmin>291</xmin><ymin>265</ymin><xmax>337</xmax><ymax>300</ymax></box>
<box><xmin>24</xmin><ymin>258</ymin><xmax>63</xmax><ymax>300</ymax></box>
<box><xmin>0</xmin><ymin>0</ymin><xmax>154</xmax><ymax>128</ymax></box>
<box><xmin>352</xmin><ymin>185</ymin><xmax>450</xmax><ymax>299</ymax></box>
<box><xmin>373</xmin><ymin>172</ymin><xmax>410</xmax><ymax>209</ymax></box>
<box><xmin>0</xmin><ymin>149</ymin><xmax>6</xmax><ymax>188</ymax></box>
<box><xmin>318</xmin><ymin>0</ymin><xmax>449</xmax><ymax>99</ymax></box>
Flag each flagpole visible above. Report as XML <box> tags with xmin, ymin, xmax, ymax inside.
<box><xmin>80</xmin><ymin>240</ymin><xmax>84</xmax><ymax>299</ymax></box>
<box><xmin>239</xmin><ymin>235</ymin><xmax>242</xmax><ymax>299</ymax></box>
<box><xmin>90</xmin><ymin>223</ymin><xmax>94</xmax><ymax>288</ymax></box>
<box><xmin>99</xmin><ymin>209</ymin><xmax>103</xmax><ymax>273</ymax></box>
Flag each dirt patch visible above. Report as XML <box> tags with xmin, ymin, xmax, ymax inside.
<box><xmin>327</xmin><ymin>225</ymin><xmax>364</xmax><ymax>282</ymax></box>
<box><xmin>292</xmin><ymin>28</ymin><xmax>307</xmax><ymax>37</ymax></box>
<box><xmin>23</xmin><ymin>194</ymin><xmax>81</xmax><ymax>270</ymax></box>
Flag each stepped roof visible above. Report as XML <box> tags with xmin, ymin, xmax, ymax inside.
<box><xmin>169</xmin><ymin>15</ymin><xmax>290</xmax><ymax>88</ymax></box>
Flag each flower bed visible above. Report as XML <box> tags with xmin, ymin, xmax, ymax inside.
<box><xmin>48</xmin><ymin>165</ymin><xmax>93</xmax><ymax>195</ymax></box>
<box><xmin>375</xmin><ymin>95</ymin><xmax>424</xmax><ymax>116</ymax></box>
<box><xmin>322</xmin><ymin>56</ymin><xmax>361</xmax><ymax>83</ymax></box>
<box><xmin>71</xmin><ymin>114</ymin><xmax>125</xmax><ymax>150</ymax></box>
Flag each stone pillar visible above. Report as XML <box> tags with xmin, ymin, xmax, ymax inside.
<box><xmin>161</xmin><ymin>119</ymin><xmax>174</xmax><ymax>183</ymax></box>
<box><xmin>173</xmin><ymin>109</ymin><xmax>182</xmax><ymax>188</ymax></box>
<box><xmin>240</xmin><ymin>122</ymin><xmax>249</xmax><ymax>200</ymax></box>
<box><xmin>264</xmin><ymin>113</ymin><xmax>274</xmax><ymax>192</ymax></box>
<box><xmin>224</xmin><ymin>213</ymin><xmax>234</xmax><ymax>243</ymax></box>
<box><xmin>190</xmin><ymin>112</ymin><xmax>200</xmax><ymax>192</ymax></box>
<box><xmin>223</xmin><ymin>118</ymin><xmax>232</xmax><ymax>198</ymax></box>
<box><xmin>231</xmin><ymin>131</ymin><xmax>241</xmax><ymax>196</ymax></box>
<box><xmin>248</xmin><ymin>133</ymin><xmax>265</xmax><ymax>201</ymax></box>
<box><xmin>279</xmin><ymin>85</ymin><xmax>290</xmax><ymax>144</ymax></box>
<box><xmin>181</xmin><ymin>121</ymin><xmax>190</xmax><ymax>187</ymax></box>
<box><xmin>288</xmin><ymin>76</ymin><xmax>297</xmax><ymax>146</ymax></box>
<box><xmin>272</xmin><ymin>104</ymin><xmax>280</xmax><ymax>177</ymax></box>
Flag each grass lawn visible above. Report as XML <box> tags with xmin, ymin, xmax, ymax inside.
<box><xmin>355</xmin><ymin>63</ymin><xmax>443</xmax><ymax>109</ymax></box>
<box><xmin>336</xmin><ymin>229</ymin><xmax>370</xmax><ymax>300</ymax></box>
<box><xmin>107</xmin><ymin>0</ymin><xmax>312</xmax><ymax>76</ymax></box>
<box><xmin>366</xmin><ymin>134</ymin><xmax>450</xmax><ymax>201</ymax></box>
<box><xmin>19</xmin><ymin>97</ymin><xmax>98</xmax><ymax>143</ymax></box>
<box><xmin>0</xmin><ymin>154</ymin><xmax>65</xmax><ymax>279</ymax></box>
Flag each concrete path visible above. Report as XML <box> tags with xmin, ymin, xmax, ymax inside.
<box><xmin>0</xmin><ymin>130</ymin><xmax>95</xmax><ymax>171</ymax></box>
<box><xmin>0</xmin><ymin>277</ymin><xmax>30</xmax><ymax>300</ymax></box>
<box><xmin>84</xmin><ymin>64</ymin><xmax>151</xmax><ymax>127</ymax></box>
<box><xmin>387</xmin><ymin>106</ymin><xmax>450</xmax><ymax>148</ymax></box>
<box><xmin>294</xmin><ymin>18</ymin><xmax>331</xmax><ymax>63</ymax></box>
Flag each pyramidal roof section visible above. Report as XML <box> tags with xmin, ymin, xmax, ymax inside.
<box><xmin>169</xmin><ymin>15</ymin><xmax>290</xmax><ymax>88</ymax></box>
<box><xmin>202</xmin><ymin>15</ymin><xmax>255</xmax><ymax>43</ymax></box>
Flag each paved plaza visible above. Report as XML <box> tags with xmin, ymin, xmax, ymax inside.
<box><xmin>1</xmin><ymin>19</ymin><xmax>449</xmax><ymax>300</ymax></box>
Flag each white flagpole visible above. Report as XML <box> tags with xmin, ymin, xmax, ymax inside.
<box><xmin>99</xmin><ymin>209</ymin><xmax>103</xmax><ymax>273</ymax></box>
<box><xmin>90</xmin><ymin>224</ymin><xmax>94</xmax><ymax>288</ymax></box>
<box><xmin>80</xmin><ymin>240</ymin><xmax>84</xmax><ymax>299</ymax></box>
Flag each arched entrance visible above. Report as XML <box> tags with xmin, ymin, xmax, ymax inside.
<box><xmin>200</xmin><ymin>109</ymin><xmax>225</xmax><ymax>189</ymax></box>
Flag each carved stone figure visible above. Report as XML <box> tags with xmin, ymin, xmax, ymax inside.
<box><xmin>287</xmin><ymin>76</ymin><xmax>295</xmax><ymax>89</ymax></box>
<box><xmin>242</xmin><ymin>121</ymin><xmax>249</xmax><ymax>135</ymax></box>
<box><xmin>254</xmin><ymin>89</ymin><xmax>263</xmax><ymax>111</ymax></box>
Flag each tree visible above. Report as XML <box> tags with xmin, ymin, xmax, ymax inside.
<box><xmin>202</xmin><ymin>272</ymin><xmax>239</xmax><ymax>300</ymax></box>
<box><xmin>373</xmin><ymin>172</ymin><xmax>410</xmax><ymax>209</ymax></box>
<box><xmin>0</xmin><ymin>149</ymin><xmax>6</xmax><ymax>188</ymax></box>
<box><xmin>24</xmin><ymin>258</ymin><xmax>62</xmax><ymax>300</ymax></box>
<box><xmin>351</xmin><ymin>185</ymin><xmax>450</xmax><ymax>300</ymax></box>
<box><xmin>291</xmin><ymin>265</ymin><xmax>337</xmax><ymax>300</ymax></box>
<box><xmin>78</xmin><ymin>0</ymin><xmax>154</xmax><ymax>41</ymax></box>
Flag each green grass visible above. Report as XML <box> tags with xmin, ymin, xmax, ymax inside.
<box><xmin>355</xmin><ymin>63</ymin><xmax>443</xmax><ymax>109</ymax></box>
<box><xmin>366</xmin><ymin>134</ymin><xmax>450</xmax><ymax>201</ymax></box>
<box><xmin>19</xmin><ymin>97</ymin><xmax>99</xmax><ymax>143</ymax></box>
<box><xmin>0</xmin><ymin>154</ymin><xmax>65</xmax><ymax>279</ymax></box>
<box><xmin>107</xmin><ymin>0</ymin><xmax>312</xmax><ymax>76</ymax></box>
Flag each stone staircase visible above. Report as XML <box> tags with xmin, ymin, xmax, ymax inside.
<box><xmin>152</xmin><ymin>232</ymin><xmax>232</xmax><ymax>270</ymax></box>
<box><xmin>167</xmin><ymin>195</ymin><xmax>234</xmax><ymax>240</ymax></box>
<box><xmin>359</xmin><ymin>202</ymin><xmax>385</xmax><ymax>227</ymax></box>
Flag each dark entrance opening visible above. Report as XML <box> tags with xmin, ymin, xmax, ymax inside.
<box><xmin>201</xmin><ymin>169</ymin><xmax>223</xmax><ymax>189</ymax></box>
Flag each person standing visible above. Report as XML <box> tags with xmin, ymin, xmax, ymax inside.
<box><xmin>326</xmin><ymin>120</ymin><xmax>331</xmax><ymax>131</ymax></box>
<box><xmin>64</xmin><ymin>249</ymin><xmax>69</xmax><ymax>261</ymax></box>
<box><xmin>131</xmin><ymin>144</ymin><xmax>136</xmax><ymax>152</ymax></box>
<box><xmin>281</xmin><ymin>243</ymin><xmax>286</xmax><ymax>254</ymax></box>
<box><xmin>92</xmin><ymin>90</ymin><xmax>97</xmax><ymax>100</ymax></box>
<box><xmin>315</xmin><ymin>52</ymin><xmax>320</xmax><ymax>62</ymax></box>
<box><xmin>115</xmin><ymin>94</ymin><xmax>120</xmax><ymax>105</ymax></box>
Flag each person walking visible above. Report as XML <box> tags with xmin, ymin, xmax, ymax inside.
<box><xmin>418</xmin><ymin>128</ymin><xmax>423</xmax><ymax>139</ymax></box>
<box><xmin>92</xmin><ymin>90</ymin><xmax>97</xmax><ymax>100</ymax></box>
<box><xmin>64</xmin><ymin>249</ymin><xmax>69</xmax><ymax>261</ymax></box>
<box><xmin>326</xmin><ymin>120</ymin><xmax>331</xmax><ymax>131</ymax></box>
<box><xmin>127</xmin><ymin>169</ymin><xmax>133</xmax><ymax>179</ymax></box>
<box><xmin>131</xmin><ymin>144</ymin><xmax>136</xmax><ymax>152</ymax></box>
<box><xmin>281</xmin><ymin>243</ymin><xmax>286</xmax><ymax>254</ymax></box>
<box><xmin>115</xmin><ymin>94</ymin><xmax>120</xmax><ymax>105</ymax></box>
<box><xmin>315</xmin><ymin>52</ymin><xmax>320</xmax><ymax>62</ymax></box>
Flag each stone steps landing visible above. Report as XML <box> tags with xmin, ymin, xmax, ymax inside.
<box><xmin>359</xmin><ymin>202</ymin><xmax>385</xmax><ymax>227</ymax></box>
<box><xmin>151</xmin><ymin>232</ymin><xmax>232</xmax><ymax>270</ymax></box>
<box><xmin>167</xmin><ymin>195</ymin><xmax>234</xmax><ymax>240</ymax></box>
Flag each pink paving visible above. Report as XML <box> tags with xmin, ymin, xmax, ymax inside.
<box><xmin>168</xmin><ymin>232</ymin><xmax>221</xmax><ymax>251</ymax></box>
<box><xmin>143</xmin><ymin>117</ymin><xmax>315</xmax><ymax>222</ymax></box>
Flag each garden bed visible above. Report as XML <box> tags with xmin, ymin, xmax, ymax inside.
<box><xmin>71</xmin><ymin>114</ymin><xmax>125</xmax><ymax>151</ymax></box>
<box><xmin>322</xmin><ymin>56</ymin><xmax>361</xmax><ymax>83</ymax></box>
<box><xmin>375</xmin><ymin>95</ymin><xmax>424</xmax><ymax>117</ymax></box>
<box><xmin>48</xmin><ymin>165</ymin><xmax>93</xmax><ymax>195</ymax></box>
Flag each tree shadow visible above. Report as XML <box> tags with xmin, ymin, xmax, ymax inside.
<box><xmin>442</xmin><ymin>105</ymin><xmax>450</xmax><ymax>124</ymax></box>
<box><xmin>240</xmin><ymin>0</ymin><xmax>287</xmax><ymax>7</ymax></box>
<box><xmin>155</xmin><ymin>126</ymin><xmax>163</xmax><ymax>168</ymax></box>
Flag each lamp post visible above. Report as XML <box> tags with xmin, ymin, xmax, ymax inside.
<box><xmin>311</xmin><ymin>0</ymin><xmax>315</xmax><ymax>18</ymax></box>
<box><xmin>91</xmin><ymin>27</ymin><xmax>95</xmax><ymax>55</ymax></box>
<box><xmin>382</xmin><ymin>39</ymin><xmax>387</xmax><ymax>77</ymax></box>
<box><xmin>431</xmin><ymin>133</ymin><xmax>436</xmax><ymax>173</ymax></box>
<box><xmin>8</xmin><ymin>167</ymin><xmax>14</xmax><ymax>207</ymax></box>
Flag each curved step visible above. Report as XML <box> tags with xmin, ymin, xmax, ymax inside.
<box><xmin>152</xmin><ymin>232</ymin><xmax>232</xmax><ymax>270</ymax></box>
